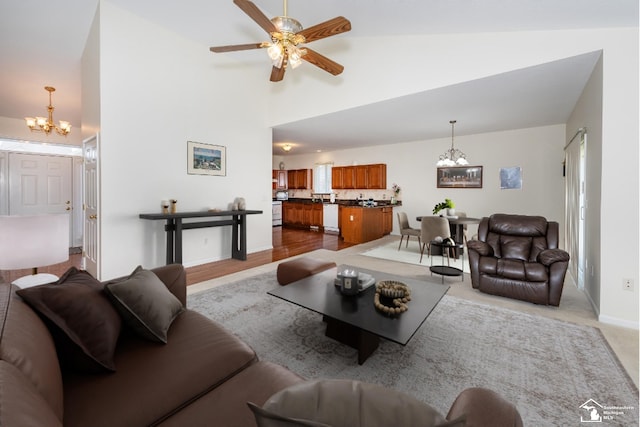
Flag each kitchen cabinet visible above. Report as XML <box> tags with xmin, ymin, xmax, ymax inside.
<box><xmin>283</xmin><ymin>201</ymin><xmax>322</xmax><ymax>229</ymax></box>
<box><xmin>273</xmin><ymin>170</ymin><xmax>287</xmax><ymax>189</ymax></box>
<box><xmin>355</xmin><ymin>166</ymin><xmax>368</xmax><ymax>188</ymax></box>
<box><xmin>287</xmin><ymin>169</ymin><xmax>312</xmax><ymax>189</ymax></box>
<box><xmin>330</xmin><ymin>164</ymin><xmax>386</xmax><ymax>190</ymax></box>
<box><xmin>382</xmin><ymin>206</ymin><xmax>393</xmax><ymax>234</ymax></box>
<box><xmin>367</xmin><ymin>164</ymin><xmax>387</xmax><ymax>189</ymax></box>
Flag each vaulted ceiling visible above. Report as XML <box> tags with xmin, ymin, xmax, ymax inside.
<box><xmin>0</xmin><ymin>0</ymin><xmax>636</xmax><ymax>153</ymax></box>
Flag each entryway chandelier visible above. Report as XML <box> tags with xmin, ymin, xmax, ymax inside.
<box><xmin>436</xmin><ymin>120</ymin><xmax>468</xmax><ymax>166</ymax></box>
<box><xmin>25</xmin><ymin>86</ymin><xmax>71</xmax><ymax>136</ymax></box>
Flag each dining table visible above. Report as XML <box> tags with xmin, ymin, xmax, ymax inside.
<box><xmin>416</xmin><ymin>215</ymin><xmax>481</xmax><ymax>251</ymax></box>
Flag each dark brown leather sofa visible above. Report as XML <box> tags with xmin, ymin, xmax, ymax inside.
<box><xmin>0</xmin><ymin>264</ymin><xmax>303</xmax><ymax>427</ymax></box>
<box><xmin>0</xmin><ymin>263</ymin><xmax>524</xmax><ymax>426</ymax></box>
<box><xmin>467</xmin><ymin>214</ymin><xmax>570</xmax><ymax>306</ymax></box>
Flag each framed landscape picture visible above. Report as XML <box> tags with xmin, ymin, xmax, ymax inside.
<box><xmin>187</xmin><ymin>141</ymin><xmax>226</xmax><ymax>176</ymax></box>
<box><xmin>437</xmin><ymin>166</ymin><xmax>483</xmax><ymax>188</ymax></box>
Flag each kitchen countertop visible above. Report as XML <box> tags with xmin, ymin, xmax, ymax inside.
<box><xmin>280</xmin><ymin>198</ymin><xmax>401</xmax><ymax>207</ymax></box>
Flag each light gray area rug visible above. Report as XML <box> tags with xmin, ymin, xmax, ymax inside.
<box><xmin>362</xmin><ymin>240</ymin><xmax>471</xmax><ymax>273</ymax></box>
<box><xmin>188</xmin><ymin>271</ymin><xmax>638</xmax><ymax>426</ymax></box>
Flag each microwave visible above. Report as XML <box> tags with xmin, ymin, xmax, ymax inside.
<box><xmin>275</xmin><ymin>191</ymin><xmax>288</xmax><ymax>201</ymax></box>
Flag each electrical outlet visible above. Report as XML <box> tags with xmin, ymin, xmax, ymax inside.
<box><xmin>623</xmin><ymin>278</ymin><xmax>633</xmax><ymax>291</ymax></box>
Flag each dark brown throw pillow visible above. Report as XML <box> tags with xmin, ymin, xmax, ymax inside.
<box><xmin>16</xmin><ymin>267</ymin><xmax>122</xmax><ymax>373</ymax></box>
<box><xmin>104</xmin><ymin>266</ymin><xmax>184</xmax><ymax>343</ymax></box>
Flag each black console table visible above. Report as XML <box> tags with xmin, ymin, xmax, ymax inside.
<box><xmin>139</xmin><ymin>210</ymin><xmax>262</xmax><ymax>265</ymax></box>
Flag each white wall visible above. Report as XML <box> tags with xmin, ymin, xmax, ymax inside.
<box><xmin>270</xmin><ymin>27</ymin><xmax>638</xmax><ymax>328</ymax></box>
<box><xmin>93</xmin><ymin>2</ymin><xmax>273</xmax><ymax>279</ymax></box>
<box><xmin>276</xmin><ymin>124</ymin><xmax>566</xmax><ymax>244</ymax></box>
<box><xmin>77</xmin><ymin>10</ymin><xmax>636</xmax><ymax>326</ymax></box>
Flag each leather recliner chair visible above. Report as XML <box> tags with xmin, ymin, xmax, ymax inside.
<box><xmin>466</xmin><ymin>214</ymin><xmax>570</xmax><ymax>306</ymax></box>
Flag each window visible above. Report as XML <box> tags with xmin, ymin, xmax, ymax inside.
<box><xmin>313</xmin><ymin>162</ymin><xmax>333</xmax><ymax>194</ymax></box>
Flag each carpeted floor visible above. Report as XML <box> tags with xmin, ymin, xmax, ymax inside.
<box><xmin>362</xmin><ymin>240</ymin><xmax>471</xmax><ymax>273</ymax></box>
<box><xmin>188</xmin><ymin>270</ymin><xmax>639</xmax><ymax>426</ymax></box>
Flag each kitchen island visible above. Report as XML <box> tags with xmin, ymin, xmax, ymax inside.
<box><xmin>281</xmin><ymin>199</ymin><xmax>400</xmax><ymax>244</ymax></box>
<box><xmin>340</xmin><ymin>204</ymin><xmax>396</xmax><ymax>244</ymax></box>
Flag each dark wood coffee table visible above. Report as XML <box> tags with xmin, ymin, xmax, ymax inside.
<box><xmin>267</xmin><ymin>265</ymin><xmax>449</xmax><ymax>364</ymax></box>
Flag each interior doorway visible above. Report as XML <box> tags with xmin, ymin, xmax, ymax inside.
<box><xmin>564</xmin><ymin>129</ymin><xmax>586</xmax><ymax>289</ymax></box>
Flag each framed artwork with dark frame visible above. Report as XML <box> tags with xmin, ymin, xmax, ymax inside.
<box><xmin>437</xmin><ymin>166</ymin><xmax>483</xmax><ymax>188</ymax></box>
<box><xmin>187</xmin><ymin>141</ymin><xmax>226</xmax><ymax>176</ymax></box>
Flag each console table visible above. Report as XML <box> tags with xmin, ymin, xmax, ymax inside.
<box><xmin>139</xmin><ymin>210</ymin><xmax>262</xmax><ymax>265</ymax></box>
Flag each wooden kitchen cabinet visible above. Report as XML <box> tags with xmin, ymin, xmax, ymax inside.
<box><xmin>274</xmin><ymin>170</ymin><xmax>287</xmax><ymax>189</ymax></box>
<box><xmin>283</xmin><ymin>201</ymin><xmax>322</xmax><ymax>229</ymax></box>
<box><xmin>367</xmin><ymin>164</ymin><xmax>387</xmax><ymax>189</ymax></box>
<box><xmin>355</xmin><ymin>166</ymin><xmax>368</xmax><ymax>188</ymax></box>
<box><xmin>332</xmin><ymin>166</ymin><xmax>355</xmax><ymax>189</ymax></box>
<box><xmin>330</xmin><ymin>164</ymin><xmax>386</xmax><ymax>190</ymax></box>
<box><xmin>381</xmin><ymin>206</ymin><xmax>393</xmax><ymax>234</ymax></box>
<box><xmin>287</xmin><ymin>169</ymin><xmax>312</xmax><ymax>189</ymax></box>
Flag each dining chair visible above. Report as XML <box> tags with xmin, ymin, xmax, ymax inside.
<box><xmin>419</xmin><ymin>216</ymin><xmax>452</xmax><ymax>263</ymax></box>
<box><xmin>397</xmin><ymin>212</ymin><xmax>421</xmax><ymax>250</ymax></box>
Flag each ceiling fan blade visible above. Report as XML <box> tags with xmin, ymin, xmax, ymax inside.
<box><xmin>233</xmin><ymin>0</ymin><xmax>278</xmax><ymax>34</ymax></box>
<box><xmin>297</xmin><ymin>16</ymin><xmax>351</xmax><ymax>43</ymax></box>
<box><xmin>209</xmin><ymin>42</ymin><xmax>266</xmax><ymax>53</ymax></box>
<box><xmin>270</xmin><ymin>64</ymin><xmax>286</xmax><ymax>82</ymax></box>
<box><xmin>302</xmin><ymin>48</ymin><xmax>344</xmax><ymax>76</ymax></box>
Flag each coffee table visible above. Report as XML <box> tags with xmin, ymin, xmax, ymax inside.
<box><xmin>267</xmin><ymin>265</ymin><xmax>449</xmax><ymax>365</ymax></box>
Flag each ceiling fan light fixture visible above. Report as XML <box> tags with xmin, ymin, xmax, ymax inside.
<box><xmin>271</xmin><ymin>16</ymin><xmax>303</xmax><ymax>34</ymax></box>
<box><xmin>288</xmin><ymin>45</ymin><xmax>304</xmax><ymax>68</ymax></box>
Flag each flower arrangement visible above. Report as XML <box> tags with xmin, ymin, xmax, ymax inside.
<box><xmin>392</xmin><ymin>183</ymin><xmax>401</xmax><ymax>194</ymax></box>
<box><xmin>432</xmin><ymin>198</ymin><xmax>455</xmax><ymax>215</ymax></box>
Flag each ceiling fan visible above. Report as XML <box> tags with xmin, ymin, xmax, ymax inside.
<box><xmin>209</xmin><ymin>0</ymin><xmax>351</xmax><ymax>82</ymax></box>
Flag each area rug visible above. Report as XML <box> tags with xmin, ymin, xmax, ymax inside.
<box><xmin>362</xmin><ymin>240</ymin><xmax>471</xmax><ymax>273</ymax></box>
<box><xmin>188</xmin><ymin>271</ymin><xmax>638</xmax><ymax>426</ymax></box>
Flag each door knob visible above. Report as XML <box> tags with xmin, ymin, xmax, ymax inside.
<box><xmin>66</xmin><ymin>207</ymin><xmax>71</xmax><ymax>211</ymax></box>
<box><xmin>89</xmin><ymin>214</ymin><xmax>97</xmax><ymax>220</ymax></box>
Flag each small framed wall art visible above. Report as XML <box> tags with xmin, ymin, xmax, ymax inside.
<box><xmin>187</xmin><ymin>141</ymin><xmax>226</xmax><ymax>176</ymax></box>
<box><xmin>499</xmin><ymin>167</ymin><xmax>522</xmax><ymax>189</ymax></box>
<box><xmin>437</xmin><ymin>166</ymin><xmax>483</xmax><ymax>188</ymax></box>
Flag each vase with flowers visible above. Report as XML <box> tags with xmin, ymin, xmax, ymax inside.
<box><xmin>391</xmin><ymin>183</ymin><xmax>401</xmax><ymax>204</ymax></box>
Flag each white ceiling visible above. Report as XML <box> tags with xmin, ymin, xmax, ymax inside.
<box><xmin>0</xmin><ymin>0</ymin><xmax>636</xmax><ymax>154</ymax></box>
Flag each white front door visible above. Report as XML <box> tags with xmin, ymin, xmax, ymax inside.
<box><xmin>83</xmin><ymin>135</ymin><xmax>100</xmax><ymax>278</ymax></box>
<box><xmin>9</xmin><ymin>152</ymin><xmax>73</xmax><ymax>216</ymax></box>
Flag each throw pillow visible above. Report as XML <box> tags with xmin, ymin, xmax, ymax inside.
<box><xmin>104</xmin><ymin>266</ymin><xmax>184</xmax><ymax>343</ymax></box>
<box><xmin>16</xmin><ymin>267</ymin><xmax>122</xmax><ymax>373</ymax></box>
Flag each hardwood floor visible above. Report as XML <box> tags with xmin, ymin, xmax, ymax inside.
<box><xmin>0</xmin><ymin>227</ymin><xmax>354</xmax><ymax>286</ymax></box>
<box><xmin>186</xmin><ymin>227</ymin><xmax>353</xmax><ymax>285</ymax></box>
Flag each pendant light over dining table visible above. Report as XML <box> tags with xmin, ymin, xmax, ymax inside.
<box><xmin>437</xmin><ymin>120</ymin><xmax>468</xmax><ymax>166</ymax></box>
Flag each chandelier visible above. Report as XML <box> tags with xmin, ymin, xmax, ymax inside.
<box><xmin>437</xmin><ymin>120</ymin><xmax>468</xmax><ymax>166</ymax></box>
<box><xmin>25</xmin><ymin>86</ymin><xmax>71</xmax><ymax>136</ymax></box>
<box><xmin>266</xmin><ymin>1</ymin><xmax>306</xmax><ymax>69</ymax></box>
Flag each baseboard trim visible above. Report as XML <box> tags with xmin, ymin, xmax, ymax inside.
<box><xmin>598</xmin><ymin>314</ymin><xmax>639</xmax><ymax>330</ymax></box>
